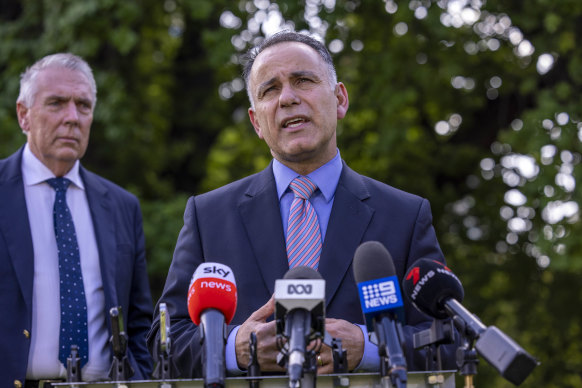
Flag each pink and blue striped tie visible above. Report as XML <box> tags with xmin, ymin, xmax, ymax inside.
<box><xmin>286</xmin><ymin>176</ymin><xmax>322</xmax><ymax>269</ymax></box>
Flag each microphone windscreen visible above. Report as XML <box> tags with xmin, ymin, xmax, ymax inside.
<box><xmin>283</xmin><ymin>265</ymin><xmax>323</xmax><ymax>280</ymax></box>
<box><xmin>402</xmin><ymin>258</ymin><xmax>464</xmax><ymax>318</ymax></box>
<box><xmin>187</xmin><ymin>262</ymin><xmax>237</xmax><ymax>325</ymax></box>
<box><xmin>353</xmin><ymin>241</ymin><xmax>396</xmax><ymax>283</ymax></box>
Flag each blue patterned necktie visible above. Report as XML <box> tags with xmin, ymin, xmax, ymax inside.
<box><xmin>286</xmin><ymin>176</ymin><xmax>322</xmax><ymax>269</ymax></box>
<box><xmin>46</xmin><ymin>177</ymin><xmax>89</xmax><ymax>367</ymax></box>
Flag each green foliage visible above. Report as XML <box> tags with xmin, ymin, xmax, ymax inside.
<box><xmin>1</xmin><ymin>0</ymin><xmax>581</xmax><ymax>385</ymax></box>
<box><xmin>141</xmin><ymin>194</ymin><xmax>190</xmax><ymax>302</ymax></box>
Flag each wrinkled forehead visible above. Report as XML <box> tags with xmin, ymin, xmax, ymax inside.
<box><xmin>35</xmin><ymin>67</ymin><xmax>94</xmax><ymax>99</ymax></box>
<box><xmin>249</xmin><ymin>41</ymin><xmax>326</xmax><ymax>85</ymax></box>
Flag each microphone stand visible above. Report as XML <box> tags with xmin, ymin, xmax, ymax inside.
<box><xmin>275</xmin><ymin>316</ymin><xmax>325</xmax><ymax>388</ymax></box>
<box><xmin>331</xmin><ymin>337</ymin><xmax>349</xmax><ymax>388</ymax></box>
<box><xmin>66</xmin><ymin>345</ymin><xmax>82</xmax><ymax>387</ymax></box>
<box><xmin>374</xmin><ymin>316</ymin><xmax>407</xmax><ymax>388</ymax></box>
<box><xmin>247</xmin><ymin>332</ymin><xmax>261</xmax><ymax>388</ymax></box>
<box><xmin>413</xmin><ymin>319</ymin><xmax>455</xmax><ymax>370</ymax></box>
<box><xmin>153</xmin><ymin>303</ymin><xmax>179</xmax><ymax>386</ymax></box>
<box><xmin>413</xmin><ymin>318</ymin><xmax>456</xmax><ymax>386</ymax></box>
<box><xmin>300</xmin><ymin>349</ymin><xmax>317</xmax><ymax>388</ymax></box>
<box><xmin>454</xmin><ymin>319</ymin><xmax>479</xmax><ymax>388</ymax></box>
<box><xmin>108</xmin><ymin>306</ymin><xmax>135</xmax><ymax>381</ymax></box>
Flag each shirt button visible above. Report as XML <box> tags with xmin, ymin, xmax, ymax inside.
<box><xmin>23</xmin><ymin>330</ymin><xmax>30</xmax><ymax>339</ymax></box>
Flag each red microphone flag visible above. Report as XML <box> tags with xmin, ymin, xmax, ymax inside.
<box><xmin>187</xmin><ymin>262</ymin><xmax>237</xmax><ymax>325</ymax></box>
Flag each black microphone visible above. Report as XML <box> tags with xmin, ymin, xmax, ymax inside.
<box><xmin>403</xmin><ymin>258</ymin><xmax>538</xmax><ymax>385</ymax></box>
<box><xmin>274</xmin><ymin>266</ymin><xmax>325</xmax><ymax>388</ymax></box>
<box><xmin>352</xmin><ymin>241</ymin><xmax>407</xmax><ymax>388</ymax></box>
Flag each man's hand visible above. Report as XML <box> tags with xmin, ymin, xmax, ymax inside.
<box><xmin>315</xmin><ymin>318</ymin><xmax>365</xmax><ymax>374</ymax></box>
<box><xmin>235</xmin><ymin>296</ymin><xmax>285</xmax><ymax>372</ymax></box>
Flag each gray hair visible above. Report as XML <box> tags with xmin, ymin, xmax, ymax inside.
<box><xmin>242</xmin><ymin>31</ymin><xmax>338</xmax><ymax>107</ymax></box>
<box><xmin>17</xmin><ymin>53</ymin><xmax>97</xmax><ymax>108</ymax></box>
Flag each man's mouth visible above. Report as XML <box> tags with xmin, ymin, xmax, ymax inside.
<box><xmin>283</xmin><ymin>117</ymin><xmax>308</xmax><ymax>128</ymax></box>
<box><xmin>56</xmin><ymin>137</ymin><xmax>79</xmax><ymax>144</ymax></box>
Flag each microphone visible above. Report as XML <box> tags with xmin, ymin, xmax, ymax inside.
<box><xmin>402</xmin><ymin>258</ymin><xmax>538</xmax><ymax>385</ymax></box>
<box><xmin>188</xmin><ymin>262</ymin><xmax>238</xmax><ymax>388</ymax></box>
<box><xmin>274</xmin><ymin>266</ymin><xmax>325</xmax><ymax>388</ymax></box>
<box><xmin>108</xmin><ymin>306</ymin><xmax>134</xmax><ymax>381</ymax></box>
<box><xmin>352</xmin><ymin>241</ymin><xmax>407</xmax><ymax>388</ymax></box>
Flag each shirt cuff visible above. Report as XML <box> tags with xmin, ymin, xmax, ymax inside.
<box><xmin>353</xmin><ymin>324</ymin><xmax>380</xmax><ymax>372</ymax></box>
<box><xmin>225</xmin><ymin>325</ymin><xmax>246</xmax><ymax>375</ymax></box>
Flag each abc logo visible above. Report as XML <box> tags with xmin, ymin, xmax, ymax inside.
<box><xmin>287</xmin><ymin>284</ymin><xmax>312</xmax><ymax>294</ymax></box>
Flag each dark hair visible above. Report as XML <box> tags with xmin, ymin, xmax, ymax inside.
<box><xmin>242</xmin><ymin>31</ymin><xmax>337</xmax><ymax>106</ymax></box>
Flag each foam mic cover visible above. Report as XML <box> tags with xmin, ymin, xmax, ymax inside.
<box><xmin>283</xmin><ymin>265</ymin><xmax>323</xmax><ymax>280</ymax></box>
<box><xmin>403</xmin><ymin>258</ymin><xmax>464</xmax><ymax>319</ymax></box>
<box><xmin>353</xmin><ymin>240</ymin><xmax>395</xmax><ymax>282</ymax></box>
<box><xmin>187</xmin><ymin>262</ymin><xmax>237</xmax><ymax>325</ymax></box>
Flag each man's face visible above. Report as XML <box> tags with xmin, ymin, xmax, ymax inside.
<box><xmin>248</xmin><ymin>41</ymin><xmax>348</xmax><ymax>172</ymax></box>
<box><xmin>17</xmin><ymin>67</ymin><xmax>94</xmax><ymax>176</ymax></box>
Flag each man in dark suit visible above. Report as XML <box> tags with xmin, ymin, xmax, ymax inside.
<box><xmin>148</xmin><ymin>31</ymin><xmax>455</xmax><ymax>377</ymax></box>
<box><xmin>0</xmin><ymin>53</ymin><xmax>153</xmax><ymax>387</ymax></box>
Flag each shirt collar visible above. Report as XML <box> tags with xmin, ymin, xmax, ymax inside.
<box><xmin>22</xmin><ymin>142</ymin><xmax>84</xmax><ymax>190</ymax></box>
<box><xmin>273</xmin><ymin>149</ymin><xmax>342</xmax><ymax>203</ymax></box>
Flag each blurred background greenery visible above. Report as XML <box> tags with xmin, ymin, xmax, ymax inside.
<box><xmin>1</xmin><ymin>0</ymin><xmax>580</xmax><ymax>386</ymax></box>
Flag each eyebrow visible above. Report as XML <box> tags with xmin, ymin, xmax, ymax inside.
<box><xmin>45</xmin><ymin>95</ymin><xmax>93</xmax><ymax>106</ymax></box>
<box><xmin>257</xmin><ymin>77</ymin><xmax>278</xmax><ymax>96</ymax></box>
<box><xmin>291</xmin><ymin>70</ymin><xmax>321</xmax><ymax>80</ymax></box>
<box><xmin>256</xmin><ymin>70</ymin><xmax>322</xmax><ymax>96</ymax></box>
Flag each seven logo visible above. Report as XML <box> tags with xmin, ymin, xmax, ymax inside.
<box><xmin>406</xmin><ymin>266</ymin><xmax>420</xmax><ymax>285</ymax></box>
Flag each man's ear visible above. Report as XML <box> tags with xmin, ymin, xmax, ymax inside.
<box><xmin>16</xmin><ymin>102</ymin><xmax>30</xmax><ymax>133</ymax></box>
<box><xmin>335</xmin><ymin>82</ymin><xmax>349</xmax><ymax>120</ymax></box>
<box><xmin>248</xmin><ymin>107</ymin><xmax>264</xmax><ymax>139</ymax></box>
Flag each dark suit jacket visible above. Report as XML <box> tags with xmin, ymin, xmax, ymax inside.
<box><xmin>148</xmin><ymin>160</ymin><xmax>455</xmax><ymax>376</ymax></box>
<box><xmin>0</xmin><ymin>147</ymin><xmax>154</xmax><ymax>385</ymax></box>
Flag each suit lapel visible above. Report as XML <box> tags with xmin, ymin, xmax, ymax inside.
<box><xmin>237</xmin><ymin>162</ymin><xmax>374</xmax><ymax>303</ymax></box>
<box><xmin>238</xmin><ymin>165</ymin><xmax>288</xmax><ymax>295</ymax></box>
<box><xmin>318</xmin><ymin>163</ymin><xmax>373</xmax><ymax>306</ymax></box>
<box><xmin>0</xmin><ymin>149</ymin><xmax>34</xmax><ymax>312</ymax></box>
<box><xmin>81</xmin><ymin>168</ymin><xmax>117</xmax><ymax>309</ymax></box>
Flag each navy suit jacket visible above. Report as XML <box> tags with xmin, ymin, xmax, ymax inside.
<box><xmin>148</xmin><ymin>160</ymin><xmax>455</xmax><ymax>376</ymax></box>
<box><xmin>0</xmin><ymin>148</ymin><xmax>154</xmax><ymax>385</ymax></box>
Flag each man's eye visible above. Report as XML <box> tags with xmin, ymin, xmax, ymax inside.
<box><xmin>260</xmin><ymin>87</ymin><xmax>276</xmax><ymax>98</ymax></box>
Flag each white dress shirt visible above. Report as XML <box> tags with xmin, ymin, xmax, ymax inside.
<box><xmin>22</xmin><ymin>143</ymin><xmax>111</xmax><ymax>381</ymax></box>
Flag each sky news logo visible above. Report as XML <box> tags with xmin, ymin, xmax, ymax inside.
<box><xmin>358</xmin><ymin>276</ymin><xmax>403</xmax><ymax>313</ymax></box>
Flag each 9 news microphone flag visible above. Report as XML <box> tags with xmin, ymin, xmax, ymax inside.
<box><xmin>353</xmin><ymin>241</ymin><xmax>407</xmax><ymax>388</ymax></box>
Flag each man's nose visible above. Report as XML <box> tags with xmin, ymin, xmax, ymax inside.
<box><xmin>279</xmin><ymin>84</ymin><xmax>300</xmax><ymax>107</ymax></box>
<box><xmin>63</xmin><ymin>101</ymin><xmax>80</xmax><ymax>123</ymax></box>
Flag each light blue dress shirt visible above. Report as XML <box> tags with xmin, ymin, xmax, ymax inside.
<box><xmin>226</xmin><ymin>150</ymin><xmax>379</xmax><ymax>373</ymax></box>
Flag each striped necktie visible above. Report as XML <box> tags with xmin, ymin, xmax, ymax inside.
<box><xmin>286</xmin><ymin>176</ymin><xmax>322</xmax><ymax>269</ymax></box>
<box><xmin>46</xmin><ymin>177</ymin><xmax>89</xmax><ymax>368</ymax></box>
